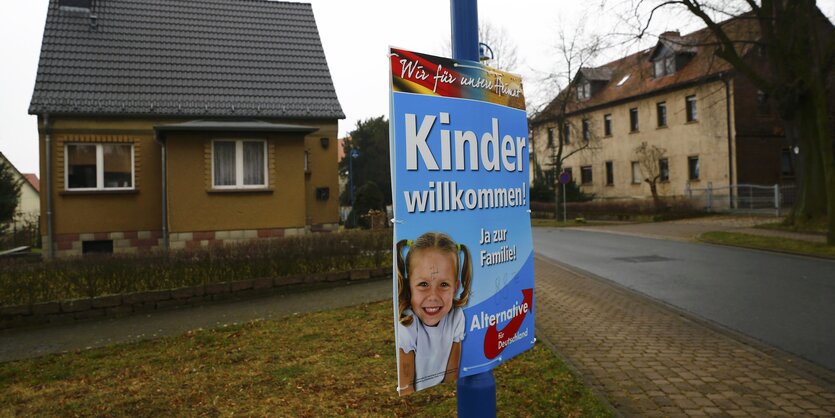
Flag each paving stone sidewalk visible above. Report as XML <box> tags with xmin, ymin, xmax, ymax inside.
<box><xmin>534</xmin><ymin>256</ymin><xmax>835</xmax><ymax>417</ymax></box>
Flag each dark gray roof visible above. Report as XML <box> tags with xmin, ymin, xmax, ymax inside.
<box><xmin>649</xmin><ymin>32</ymin><xmax>698</xmax><ymax>61</ymax></box>
<box><xmin>578</xmin><ymin>67</ymin><xmax>613</xmax><ymax>82</ymax></box>
<box><xmin>29</xmin><ymin>0</ymin><xmax>344</xmax><ymax>119</ymax></box>
<box><xmin>154</xmin><ymin>120</ymin><xmax>318</xmax><ymax>133</ymax></box>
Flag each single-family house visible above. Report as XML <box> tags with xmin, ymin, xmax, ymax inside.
<box><xmin>29</xmin><ymin>0</ymin><xmax>344</xmax><ymax>257</ymax></box>
<box><xmin>0</xmin><ymin>152</ymin><xmax>40</xmax><ymax>236</ymax></box>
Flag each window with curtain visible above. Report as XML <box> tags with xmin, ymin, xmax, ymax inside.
<box><xmin>686</xmin><ymin>95</ymin><xmax>698</xmax><ymax>122</ymax></box>
<box><xmin>213</xmin><ymin>139</ymin><xmax>267</xmax><ymax>189</ymax></box>
<box><xmin>659</xmin><ymin>158</ymin><xmax>669</xmax><ymax>182</ymax></box>
<box><xmin>688</xmin><ymin>156</ymin><xmax>700</xmax><ymax>180</ymax></box>
<box><xmin>582</xmin><ymin>119</ymin><xmax>590</xmax><ymax>141</ymax></box>
<box><xmin>603</xmin><ymin>114</ymin><xmax>612</xmax><ymax>136</ymax></box>
<box><xmin>66</xmin><ymin>143</ymin><xmax>134</xmax><ymax>190</ymax></box>
<box><xmin>656</xmin><ymin>102</ymin><xmax>667</xmax><ymax>127</ymax></box>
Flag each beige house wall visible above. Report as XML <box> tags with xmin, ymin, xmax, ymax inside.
<box><xmin>16</xmin><ymin>182</ymin><xmax>40</xmax><ymax>222</ymax></box>
<box><xmin>38</xmin><ymin>118</ymin><xmax>162</xmax><ymax>235</ymax></box>
<box><xmin>37</xmin><ymin>116</ymin><xmax>340</xmax><ymax>257</ymax></box>
<box><xmin>532</xmin><ymin>80</ymin><xmax>737</xmax><ymax>202</ymax></box>
<box><xmin>302</xmin><ymin>122</ymin><xmax>340</xmax><ymax>230</ymax></box>
<box><xmin>165</xmin><ymin>131</ymin><xmax>306</xmax><ymax>232</ymax></box>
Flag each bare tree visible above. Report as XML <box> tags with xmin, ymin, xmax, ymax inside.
<box><xmin>620</xmin><ymin>0</ymin><xmax>835</xmax><ymax>243</ymax></box>
<box><xmin>634</xmin><ymin>141</ymin><xmax>668</xmax><ymax>210</ymax></box>
<box><xmin>477</xmin><ymin>22</ymin><xmax>519</xmax><ymax>72</ymax></box>
<box><xmin>441</xmin><ymin>21</ymin><xmax>519</xmax><ymax>71</ymax></box>
<box><xmin>532</xmin><ymin>20</ymin><xmax>609</xmax><ymax>219</ymax></box>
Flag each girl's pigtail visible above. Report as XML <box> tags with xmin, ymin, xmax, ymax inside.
<box><xmin>396</xmin><ymin>239</ymin><xmax>414</xmax><ymax>326</ymax></box>
<box><xmin>454</xmin><ymin>243</ymin><xmax>472</xmax><ymax>308</ymax></box>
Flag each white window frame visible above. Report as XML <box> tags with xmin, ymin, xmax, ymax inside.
<box><xmin>64</xmin><ymin>143</ymin><xmax>135</xmax><ymax>191</ymax></box>
<box><xmin>211</xmin><ymin>139</ymin><xmax>269</xmax><ymax>189</ymax></box>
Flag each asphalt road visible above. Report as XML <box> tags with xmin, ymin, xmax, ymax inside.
<box><xmin>533</xmin><ymin>227</ymin><xmax>835</xmax><ymax>372</ymax></box>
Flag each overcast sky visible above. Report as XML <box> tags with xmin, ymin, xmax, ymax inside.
<box><xmin>2</xmin><ymin>0</ymin><xmax>833</xmax><ymax>176</ymax></box>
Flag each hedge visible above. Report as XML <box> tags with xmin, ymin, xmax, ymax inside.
<box><xmin>0</xmin><ymin>230</ymin><xmax>392</xmax><ymax>307</ymax></box>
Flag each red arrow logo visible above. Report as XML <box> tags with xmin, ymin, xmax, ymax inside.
<box><xmin>483</xmin><ymin>288</ymin><xmax>533</xmax><ymax>359</ymax></box>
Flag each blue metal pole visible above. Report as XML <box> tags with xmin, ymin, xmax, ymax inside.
<box><xmin>450</xmin><ymin>0</ymin><xmax>480</xmax><ymax>61</ymax></box>
<box><xmin>450</xmin><ymin>1</ymin><xmax>497</xmax><ymax>417</ymax></box>
<box><xmin>349</xmin><ymin>154</ymin><xmax>354</xmax><ymax>206</ymax></box>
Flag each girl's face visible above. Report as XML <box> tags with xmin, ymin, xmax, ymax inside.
<box><xmin>408</xmin><ymin>249</ymin><xmax>458</xmax><ymax>327</ymax></box>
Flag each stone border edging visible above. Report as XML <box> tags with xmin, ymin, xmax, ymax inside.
<box><xmin>0</xmin><ymin>267</ymin><xmax>389</xmax><ymax>331</ymax></box>
<box><xmin>695</xmin><ymin>232</ymin><xmax>835</xmax><ymax>260</ymax></box>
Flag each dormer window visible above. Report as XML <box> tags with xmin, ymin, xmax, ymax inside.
<box><xmin>573</xmin><ymin>67</ymin><xmax>612</xmax><ymax>101</ymax></box>
<box><xmin>577</xmin><ymin>81</ymin><xmax>591</xmax><ymax>101</ymax></box>
<box><xmin>650</xmin><ymin>32</ymin><xmax>695</xmax><ymax>79</ymax></box>
<box><xmin>653</xmin><ymin>56</ymin><xmax>676</xmax><ymax>78</ymax></box>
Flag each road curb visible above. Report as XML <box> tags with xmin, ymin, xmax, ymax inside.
<box><xmin>695</xmin><ymin>232</ymin><xmax>835</xmax><ymax>261</ymax></box>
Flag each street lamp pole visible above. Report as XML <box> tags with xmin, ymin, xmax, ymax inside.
<box><xmin>348</xmin><ymin>149</ymin><xmax>360</xmax><ymax>225</ymax></box>
<box><xmin>450</xmin><ymin>1</ymin><xmax>497</xmax><ymax>417</ymax></box>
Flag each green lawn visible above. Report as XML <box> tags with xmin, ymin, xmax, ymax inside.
<box><xmin>0</xmin><ymin>301</ymin><xmax>612</xmax><ymax>417</ymax></box>
<box><xmin>699</xmin><ymin>231</ymin><xmax>835</xmax><ymax>259</ymax></box>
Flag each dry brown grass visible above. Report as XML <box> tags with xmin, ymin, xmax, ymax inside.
<box><xmin>0</xmin><ymin>301</ymin><xmax>611</xmax><ymax>417</ymax></box>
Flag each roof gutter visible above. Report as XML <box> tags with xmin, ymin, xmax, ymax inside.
<box><xmin>153</xmin><ymin>131</ymin><xmax>169</xmax><ymax>251</ymax></box>
<box><xmin>721</xmin><ymin>74</ymin><xmax>736</xmax><ymax>208</ymax></box>
<box><xmin>43</xmin><ymin>114</ymin><xmax>55</xmax><ymax>259</ymax></box>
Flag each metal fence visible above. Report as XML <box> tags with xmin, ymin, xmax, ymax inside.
<box><xmin>685</xmin><ymin>183</ymin><xmax>796</xmax><ymax>216</ymax></box>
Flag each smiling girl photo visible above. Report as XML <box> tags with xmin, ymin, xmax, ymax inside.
<box><xmin>395</xmin><ymin>231</ymin><xmax>472</xmax><ymax>396</ymax></box>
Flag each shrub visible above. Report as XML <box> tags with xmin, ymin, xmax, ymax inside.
<box><xmin>347</xmin><ymin>181</ymin><xmax>385</xmax><ymax>229</ymax></box>
<box><xmin>0</xmin><ymin>230</ymin><xmax>392</xmax><ymax>306</ymax></box>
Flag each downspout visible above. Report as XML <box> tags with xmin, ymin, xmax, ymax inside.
<box><xmin>154</xmin><ymin>131</ymin><xmax>169</xmax><ymax>251</ymax></box>
<box><xmin>722</xmin><ymin>74</ymin><xmax>735</xmax><ymax>209</ymax></box>
<box><xmin>44</xmin><ymin>114</ymin><xmax>55</xmax><ymax>259</ymax></box>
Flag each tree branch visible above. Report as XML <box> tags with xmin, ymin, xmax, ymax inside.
<box><xmin>677</xmin><ymin>0</ymin><xmax>772</xmax><ymax>91</ymax></box>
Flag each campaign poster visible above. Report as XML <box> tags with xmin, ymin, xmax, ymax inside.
<box><xmin>389</xmin><ymin>48</ymin><xmax>534</xmax><ymax>396</ymax></box>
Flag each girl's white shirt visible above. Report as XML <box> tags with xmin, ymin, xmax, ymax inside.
<box><xmin>398</xmin><ymin>307</ymin><xmax>465</xmax><ymax>391</ymax></box>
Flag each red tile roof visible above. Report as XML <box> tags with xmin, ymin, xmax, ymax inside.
<box><xmin>533</xmin><ymin>14</ymin><xmax>761</xmax><ymax>123</ymax></box>
<box><xmin>23</xmin><ymin>174</ymin><xmax>41</xmax><ymax>192</ymax></box>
